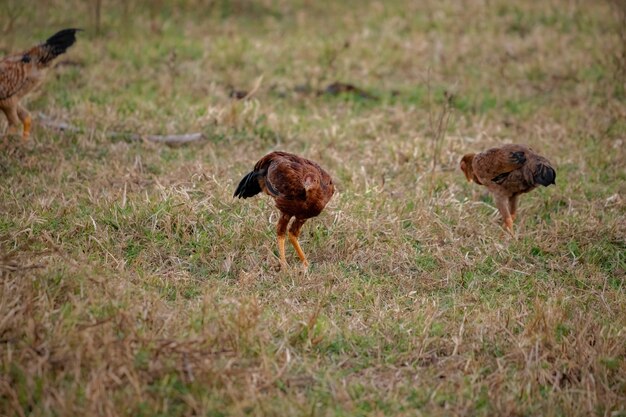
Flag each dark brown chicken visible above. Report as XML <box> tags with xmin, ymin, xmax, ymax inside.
<box><xmin>234</xmin><ymin>151</ymin><xmax>335</xmax><ymax>268</ymax></box>
<box><xmin>1</xmin><ymin>29</ymin><xmax>80</xmax><ymax>141</ymax></box>
<box><xmin>460</xmin><ymin>144</ymin><xmax>556</xmax><ymax>232</ymax></box>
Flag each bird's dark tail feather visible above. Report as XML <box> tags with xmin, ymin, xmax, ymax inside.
<box><xmin>535</xmin><ymin>164</ymin><xmax>556</xmax><ymax>186</ymax></box>
<box><xmin>234</xmin><ymin>171</ymin><xmax>262</xmax><ymax>199</ymax></box>
<box><xmin>41</xmin><ymin>29</ymin><xmax>81</xmax><ymax>63</ymax></box>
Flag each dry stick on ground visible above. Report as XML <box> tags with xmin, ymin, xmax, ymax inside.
<box><xmin>429</xmin><ymin>90</ymin><xmax>454</xmax><ymax>173</ymax></box>
<box><xmin>424</xmin><ymin>74</ymin><xmax>455</xmax><ymax>198</ymax></box>
<box><xmin>36</xmin><ymin>113</ymin><xmax>206</xmax><ymax>145</ymax></box>
<box><xmin>242</xmin><ymin>74</ymin><xmax>264</xmax><ymax>101</ymax></box>
<box><xmin>223</xmin><ymin>75</ymin><xmax>265</xmax><ymax>127</ymax></box>
<box><xmin>424</xmin><ymin>68</ymin><xmax>455</xmax><ymax>178</ymax></box>
<box><xmin>229</xmin><ymin>74</ymin><xmax>265</xmax><ymax>100</ymax></box>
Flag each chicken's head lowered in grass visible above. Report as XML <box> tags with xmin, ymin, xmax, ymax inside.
<box><xmin>234</xmin><ymin>151</ymin><xmax>335</xmax><ymax>269</ymax></box>
<box><xmin>460</xmin><ymin>153</ymin><xmax>480</xmax><ymax>184</ymax></box>
<box><xmin>460</xmin><ymin>144</ymin><xmax>555</xmax><ymax>233</ymax></box>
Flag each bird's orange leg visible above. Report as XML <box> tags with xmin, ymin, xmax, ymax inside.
<box><xmin>509</xmin><ymin>195</ymin><xmax>519</xmax><ymax>222</ymax></box>
<box><xmin>495</xmin><ymin>195</ymin><xmax>514</xmax><ymax>235</ymax></box>
<box><xmin>288</xmin><ymin>218</ymin><xmax>309</xmax><ymax>268</ymax></box>
<box><xmin>17</xmin><ymin>106</ymin><xmax>31</xmax><ymax>140</ymax></box>
<box><xmin>3</xmin><ymin>107</ymin><xmax>21</xmax><ymax>140</ymax></box>
<box><xmin>277</xmin><ymin>214</ymin><xmax>291</xmax><ymax>269</ymax></box>
<box><xmin>503</xmin><ymin>217</ymin><xmax>514</xmax><ymax>234</ymax></box>
<box><xmin>278</xmin><ymin>235</ymin><xmax>287</xmax><ymax>268</ymax></box>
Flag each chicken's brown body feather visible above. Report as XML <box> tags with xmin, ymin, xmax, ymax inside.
<box><xmin>235</xmin><ymin>151</ymin><xmax>334</xmax><ymax>268</ymax></box>
<box><xmin>461</xmin><ymin>144</ymin><xmax>555</xmax><ymax>232</ymax></box>
<box><xmin>258</xmin><ymin>152</ymin><xmax>333</xmax><ymax>218</ymax></box>
<box><xmin>472</xmin><ymin>144</ymin><xmax>555</xmax><ymax>196</ymax></box>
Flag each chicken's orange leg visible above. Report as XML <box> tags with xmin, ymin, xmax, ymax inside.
<box><xmin>495</xmin><ymin>195</ymin><xmax>514</xmax><ymax>234</ymax></box>
<box><xmin>278</xmin><ymin>235</ymin><xmax>287</xmax><ymax>268</ymax></box>
<box><xmin>503</xmin><ymin>217</ymin><xmax>514</xmax><ymax>234</ymax></box>
<box><xmin>509</xmin><ymin>195</ymin><xmax>519</xmax><ymax>222</ymax></box>
<box><xmin>288</xmin><ymin>218</ymin><xmax>309</xmax><ymax>268</ymax></box>
<box><xmin>17</xmin><ymin>106</ymin><xmax>31</xmax><ymax>140</ymax></box>
<box><xmin>4</xmin><ymin>107</ymin><xmax>20</xmax><ymax>138</ymax></box>
<box><xmin>22</xmin><ymin>115</ymin><xmax>31</xmax><ymax>140</ymax></box>
<box><xmin>277</xmin><ymin>214</ymin><xmax>291</xmax><ymax>269</ymax></box>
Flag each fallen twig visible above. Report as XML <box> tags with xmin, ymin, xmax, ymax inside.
<box><xmin>228</xmin><ymin>74</ymin><xmax>265</xmax><ymax>100</ymax></box>
<box><xmin>36</xmin><ymin>113</ymin><xmax>206</xmax><ymax>145</ymax></box>
<box><xmin>319</xmin><ymin>81</ymin><xmax>378</xmax><ymax>100</ymax></box>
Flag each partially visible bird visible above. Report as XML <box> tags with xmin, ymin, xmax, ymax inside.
<box><xmin>460</xmin><ymin>144</ymin><xmax>556</xmax><ymax>233</ymax></box>
<box><xmin>0</xmin><ymin>29</ymin><xmax>81</xmax><ymax>141</ymax></box>
<box><xmin>234</xmin><ymin>151</ymin><xmax>335</xmax><ymax>269</ymax></box>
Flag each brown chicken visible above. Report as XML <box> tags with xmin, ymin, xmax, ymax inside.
<box><xmin>1</xmin><ymin>29</ymin><xmax>80</xmax><ymax>141</ymax></box>
<box><xmin>234</xmin><ymin>151</ymin><xmax>335</xmax><ymax>269</ymax></box>
<box><xmin>460</xmin><ymin>144</ymin><xmax>556</xmax><ymax>232</ymax></box>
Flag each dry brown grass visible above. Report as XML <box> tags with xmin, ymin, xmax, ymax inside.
<box><xmin>1</xmin><ymin>0</ymin><xmax>625</xmax><ymax>415</ymax></box>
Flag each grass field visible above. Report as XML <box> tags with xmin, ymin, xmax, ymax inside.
<box><xmin>1</xmin><ymin>0</ymin><xmax>625</xmax><ymax>415</ymax></box>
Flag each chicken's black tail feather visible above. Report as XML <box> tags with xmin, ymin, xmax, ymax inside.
<box><xmin>39</xmin><ymin>28</ymin><xmax>81</xmax><ymax>64</ymax></box>
<box><xmin>535</xmin><ymin>164</ymin><xmax>556</xmax><ymax>186</ymax></box>
<box><xmin>234</xmin><ymin>171</ymin><xmax>262</xmax><ymax>199</ymax></box>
